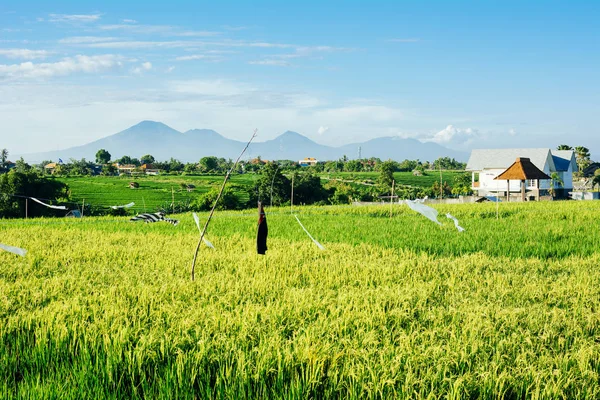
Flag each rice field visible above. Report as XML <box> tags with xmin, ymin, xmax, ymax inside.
<box><xmin>1</xmin><ymin>201</ymin><xmax>600</xmax><ymax>399</ymax></box>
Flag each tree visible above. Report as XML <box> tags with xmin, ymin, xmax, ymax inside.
<box><xmin>95</xmin><ymin>149</ymin><xmax>111</xmax><ymax>165</ymax></box>
<box><xmin>377</xmin><ymin>160</ymin><xmax>396</xmax><ymax>194</ymax></box>
<box><xmin>14</xmin><ymin>157</ymin><xmax>31</xmax><ymax>173</ymax></box>
<box><xmin>549</xmin><ymin>172</ymin><xmax>564</xmax><ymax>198</ymax></box>
<box><xmin>168</xmin><ymin>158</ymin><xmax>184</xmax><ymax>172</ymax></box>
<box><xmin>0</xmin><ymin>170</ymin><xmax>68</xmax><ymax>218</ymax></box>
<box><xmin>192</xmin><ymin>186</ymin><xmax>243</xmax><ymax>211</ymax></box>
<box><xmin>0</xmin><ymin>148</ymin><xmax>8</xmax><ymax>168</ymax></box>
<box><xmin>251</xmin><ymin>162</ymin><xmax>291</xmax><ymax>206</ymax></box>
<box><xmin>140</xmin><ymin>154</ymin><xmax>155</xmax><ymax>165</ymax></box>
<box><xmin>593</xmin><ymin>174</ymin><xmax>600</xmax><ymax>191</ymax></box>
<box><xmin>451</xmin><ymin>172</ymin><xmax>473</xmax><ymax>196</ymax></box>
<box><xmin>291</xmin><ymin>172</ymin><xmax>328</xmax><ymax>205</ymax></box>
<box><xmin>199</xmin><ymin>156</ymin><xmax>219</xmax><ymax>173</ymax></box>
<box><xmin>575</xmin><ymin>146</ymin><xmax>591</xmax><ymax>174</ymax></box>
<box><xmin>557</xmin><ymin>144</ymin><xmax>573</xmax><ymax>150</ymax></box>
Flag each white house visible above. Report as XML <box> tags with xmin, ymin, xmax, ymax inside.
<box><xmin>466</xmin><ymin>148</ymin><xmax>577</xmax><ymax>199</ymax></box>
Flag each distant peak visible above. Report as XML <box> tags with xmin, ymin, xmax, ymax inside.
<box><xmin>133</xmin><ymin>120</ymin><xmax>168</xmax><ymax>127</ymax></box>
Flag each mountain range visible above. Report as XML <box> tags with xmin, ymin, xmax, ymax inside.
<box><xmin>20</xmin><ymin>121</ymin><xmax>467</xmax><ymax>163</ymax></box>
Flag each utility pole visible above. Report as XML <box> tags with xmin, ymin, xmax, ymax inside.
<box><xmin>25</xmin><ymin>198</ymin><xmax>28</xmax><ymax>219</ymax></box>
<box><xmin>358</xmin><ymin>146</ymin><xmax>362</xmax><ymax>159</ymax></box>
<box><xmin>291</xmin><ymin>174</ymin><xmax>294</xmax><ymax>213</ymax></box>
<box><xmin>171</xmin><ymin>187</ymin><xmax>175</xmax><ymax>214</ymax></box>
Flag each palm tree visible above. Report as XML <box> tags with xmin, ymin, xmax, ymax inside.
<box><xmin>0</xmin><ymin>148</ymin><xmax>8</xmax><ymax>166</ymax></box>
<box><xmin>549</xmin><ymin>172</ymin><xmax>564</xmax><ymax>198</ymax></box>
<box><xmin>557</xmin><ymin>144</ymin><xmax>573</xmax><ymax>150</ymax></box>
<box><xmin>575</xmin><ymin>146</ymin><xmax>591</xmax><ymax>175</ymax></box>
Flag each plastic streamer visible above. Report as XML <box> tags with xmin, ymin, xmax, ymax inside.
<box><xmin>446</xmin><ymin>213</ymin><xmax>465</xmax><ymax>232</ymax></box>
<box><xmin>0</xmin><ymin>243</ymin><xmax>27</xmax><ymax>257</ymax></box>
<box><xmin>294</xmin><ymin>215</ymin><xmax>325</xmax><ymax>250</ymax></box>
<box><xmin>30</xmin><ymin>197</ymin><xmax>67</xmax><ymax>210</ymax></box>
<box><xmin>111</xmin><ymin>202</ymin><xmax>135</xmax><ymax>209</ymax></box>
<box><xmin>192</xmin><ymin>213</ymin><xmax>215</xmax><ymax>248</ymax></box>
<box><xmin>405</xmin><ymin>199</ymin><xmax>442</xmax><ymax>226</ymax></box>
<box><xmin>130</xmin><ymin>212</ymin><xmax>179</xmax><ymax>226</ymax></box>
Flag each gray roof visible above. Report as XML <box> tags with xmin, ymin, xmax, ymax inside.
<box><xmin>466</xmin><ymin>148</ymin><xmax>555</xmax><ymax>172</ymax></box>
<box><xmin>551</xmin><ymin>150</ymin><xmax>578</xmax><ymax>172</ymax></box>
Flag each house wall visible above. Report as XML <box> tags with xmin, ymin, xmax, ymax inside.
<box><xmin>559</xmin><ymin>166</ymin><xmax>574</xmax><ymax>190</ymax></box>
<box><xmin>475</xmin><ymin>169</ymin><xmax>550</xmax><ymax>193</ymax></box>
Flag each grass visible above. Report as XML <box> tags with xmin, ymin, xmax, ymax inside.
<box><xmin>57</xmin><ymin>174</ymin><xmax>258</xmax><ymax>212</ymax></box>
<box><xmin>1</xmin><ymin>201</ymin><xmax>600</xmax><ymax>398</ymax></box>
<box><xmin>320</xmin><ymin>171</ymin><xmax>464</xmax><ymax>187</ymax></box>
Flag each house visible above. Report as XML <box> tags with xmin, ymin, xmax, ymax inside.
<box><xmin>115</xmin><ymin>163</ymin><xmax>137</xmax><ymax>175</ymax></box>
<box><xmin>140</xmin><ymin>163</ymin><xmax>160</xmax><ymax>175</ymax></box>
<box><xmin>44</xmin><ymin>162</ymin><xmax>57</xmax><ymax>174</ymax></box>
<box><xmin>466</xmin><ymin>148</ymin><xmax>577</xmax><ymax>199</ymax></box>
<box><xmin>4</xmin><ymin>161</ymin><xmax>16</xmax><ymax>170</ymax></box>
<box><xmin>299</xmin><ymin>157</ymin><xmax>318</xmax><ymax>167</ymax></box>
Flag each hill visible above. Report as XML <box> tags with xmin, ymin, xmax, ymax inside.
<box><xmin>20</xmin><ymin>121</ymin><xmax>467</xmax><ymax>163</ymax></box>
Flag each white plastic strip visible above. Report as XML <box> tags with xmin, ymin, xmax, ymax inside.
<box><xmin>294</xmin><ymin>215</ymin><xmax>325</xmax><ymax>250</ymax></box>
<box><xmin>111</xmin><ymin>202</ymin><xmax>135</xmax><ymax>209</ymax></box>
<box><xmin>0</xmin><ymin>243</ymin><xmax>27</xmax><ymax>257</ymax></box>
<box><xmin>405</xmin><ymin>199</ymin><xmax>442</xmax><ymax>225</ymax></box>
<box><xmin>30</xmin><ymin>197</ymin><xmax>67</xmax><ymax>210</ymax></box>
<box><xmin>446</xmin><ymin>213</ymin><xmax>465</xmax><ymax>232</ymax></box>
<box><xmin>193</xmin><ymin>213</ymin><xmax>215</xmax><ymax>249</ymax></box>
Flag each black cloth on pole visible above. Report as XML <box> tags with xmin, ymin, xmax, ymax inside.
<box><xmin>257</xmin><ymin>201</ymin><xmax>268</xmax><ymax>255</ymax></box>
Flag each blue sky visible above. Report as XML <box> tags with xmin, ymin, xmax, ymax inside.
<box><xmin>0</xmin><ymin>0</ymin><xmax>598</xmax><ymax>157</ymax></box>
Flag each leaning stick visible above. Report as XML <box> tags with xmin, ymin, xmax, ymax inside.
<box><xmin>191</xmin><ymin>129</ymin><xmax>258</xmax><ymax>281</ymax></box>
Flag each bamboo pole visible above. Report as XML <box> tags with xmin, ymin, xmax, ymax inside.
<box><xmin>25</xmin><ymin>198</ymin><xmax>28</xmax><ymax>219</ymax></box>
<box><xmin>191</xmin><ymin>129</ymin><xmax>257</xmax><ymax>281</ymax></box>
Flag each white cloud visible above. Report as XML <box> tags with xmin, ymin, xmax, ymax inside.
<box><xmin>249</xmin><ymin>59</ymin><xmax>291</xmax><ymax>67</ymax></box>
<box><xmin>0</xmin><ymin>55</ymin><xmax>123</xmax><ymax>80</ymax></box>
<box><xmin>509</xmin><ymin>128</ymin><xmax>517</xmax><ymax>136</ymax></box>
<box><xmin>48</xmin><ymin>13</ymin><xmax>102</xmax><ymax>23</ymax></box>
<box><xmin>0</xmin><ymin>49</ymin><xmax>52</xmax><ymax>60</ymax></box>
<box><xmin>99</xmin><ymin>23</ymin><xmax>219</xmax><ymax>37</ymax></box>
<box><xmin>175</xmin><ymin>54</ymin><xmax>223</xmax><ymax>62</ymax></box>
<box><xmin>166</xmin><ymin>66</ymin><xmax>175</xmax><ymax>73</ymax></box>
<box><xmin>122</xmin><ymin>19</ymin><xmax>137</xmax><ymax>23</ymax></box>
<box><xmin>59</xmin><ymin>36</ymin><xmax>119</xmax><ymax>44</ymax></box>
<box><xmin>428</xmin><ymin>125</ymin><xmax>479</xmax><ymax>145</ymax></box>
<box><xmin>131</xmin><ymin>62</ymin><xmax>152</xmax><ymax>75</ymax></box>
<box><xmin>318</xmin><ymin>126</ymin><xmax>329</xmax><ymax>135</ymax></box>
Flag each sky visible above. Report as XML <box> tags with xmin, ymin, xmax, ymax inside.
<box><xmin>0</xmin><ymin>0</ymin><xmax>598</xmax><ymax>158</ymax></box>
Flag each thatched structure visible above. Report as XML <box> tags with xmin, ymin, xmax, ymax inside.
<box><xmin>494</xmin><ymin>157</ymin><xmax>551</xmax><ymax>201</ymax></box>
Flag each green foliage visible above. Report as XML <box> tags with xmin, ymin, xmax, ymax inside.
<box><xmin>191</xmin><ymin>185</ymin><xmax>243</xmax><ymax>211</ymax></box>
<box><xmin>451</xmin><ymin>172</ymin><xmax>473</xmax><ymax>196</ymax></box>
<box><xmin>115</xmin><ymin>155</ymin><xmax>140</xmax><ymax>166</ymax></box>
<box><xmin>575</xmin><ymin>146</ymin><xmax>591</xmax><ymax>174</ymax></box>
<box><xmin>0</xmin><ymin>170</ymin><xmax>68</xmax><ymax>218</ymax></box>
<box><xmin>251</xmin><ymin>162</ymin><xmax>291</xmax><ymax>206</ymax></box>
<box><xmin>95</xmin><ymin>149</ymin><xmax>111</xmax><ymax>164</ymax></box>
<box><xmin>140</xmin><ymin>154</ymin><xmax>155</xmax><ymax>165</ymax></box>
<box><xmin>377</xmin><ymin>160</ymin><xmax>396</xmax><ymax>194</ymax></box>
<box><xmin>199</xmin><ymin>156</ymin><xmax>219</xmax><ymax>172</ymax></box>
<box><xmin>557</xmin><ymin>144</ymin><xmax>573</xmax><ymax>150</ymax></box>
<box><xmin>291</xmin><ymin>172</ymin><xmax>328</xmax><ymax>205</ymax></box>
<box><xmin>431</xmin><ymin>156</ymin><xmax>466</xmax><ymax>170</ymax></box>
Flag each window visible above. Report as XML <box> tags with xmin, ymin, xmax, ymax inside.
<box><xmin>527</xmin><ymin>179</ymin><xmax>536</xmax><ymax>188</ymax></box>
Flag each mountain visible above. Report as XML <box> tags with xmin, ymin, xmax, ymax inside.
<box><xmin>20</xmin><ymin>121</ymin><xmax>468</xmax><ymax>163</ymax></box>
<box><xmin>338</xmin><ymin>137</ymin><xmax>467</xmax><ymax>162</ymax></box>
